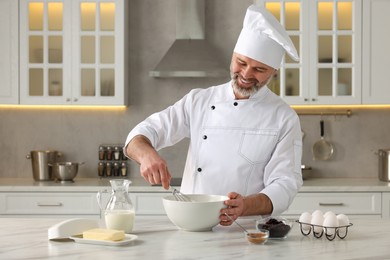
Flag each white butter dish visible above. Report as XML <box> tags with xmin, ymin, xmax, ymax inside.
<box><xmin>70</xmin><ymin>234</ymin><xmax>138</xmax><ymax>246</ymax></box>
<box><xmin>48</xmin><ymin>218</ymin><xmax>100</xmax><ymax>240</ymax></box>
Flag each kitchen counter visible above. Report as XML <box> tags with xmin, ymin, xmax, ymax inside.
<box><xmin>0</xmin><ymin>178</ymin><xmax>172</xmax><ymax>192</ymax></box>
<box><xmin>1</xmin><ymin>216</ymin><xmax>390</xmax><ymax>259</ymax></box>
<box><xmin>1</xmin><ymin>177</ymin><xmax>390</xmax><ymax>192</ymax></box>
<box><xmin>300</xmin><ymin>177</ymin><xmax>390</xmax><ymax>192</ymax></box>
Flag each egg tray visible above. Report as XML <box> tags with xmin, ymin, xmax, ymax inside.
<box><xmin>295</xmin><ymin>220</ymin><xmax>353</xmax><ymax>241</ymax></box>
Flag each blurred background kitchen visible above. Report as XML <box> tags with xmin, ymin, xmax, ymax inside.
<box><xmin>1</xmin><ymin>0</ymin><xmax>389</xmax><ymax>181</ymax></box>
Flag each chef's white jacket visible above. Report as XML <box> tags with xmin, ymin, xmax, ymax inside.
<box><xmin>125</xmin><ymin>81</ymin><xmax>303</xmax><ymax>215</ymax></box>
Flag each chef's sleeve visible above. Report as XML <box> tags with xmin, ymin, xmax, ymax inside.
<box><xmin>260</xmin><ymin>115</ymin><xmax>303</xmax><ymax>216</ymax></box>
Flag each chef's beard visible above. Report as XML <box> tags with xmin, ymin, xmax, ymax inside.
<box><xmin>231</xmin><ymin>72</ymin><xmax>274</xmax><ymax>98</ymax></box>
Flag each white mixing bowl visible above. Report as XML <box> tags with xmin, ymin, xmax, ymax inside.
<box><xmin>162</xmin><ymin>194</ymin><xmax>228</xmax><ymax>232</ymax></box>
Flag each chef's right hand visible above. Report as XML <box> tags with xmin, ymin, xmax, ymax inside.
<box><xmin>139</xmin><ymin>151</ymin><xmax>171</xmax><ymax>189</ymax></box>
<box><xmin>126</xmin><ymin>135</ymin><xmax>171</xmax><ymax>190</ymax></box>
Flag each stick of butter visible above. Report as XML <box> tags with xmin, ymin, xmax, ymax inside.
<box><xmin>82</xmin><ymin>228</ymin><xmax>125</xmax><ymax>241</ymax></box>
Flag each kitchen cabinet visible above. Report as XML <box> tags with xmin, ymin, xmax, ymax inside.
<box><xmin>18</xmin><ymin>0</ymin><xmax>127</xmax><ymax>106</ymax></box>
<box><xmin>0</xmin><ymin>192</ymin><xmax>99</xmax><ymax>217</ymax></box>
<box><xmin>2</xmin><ymin>178</ymin><xmax>389</xmax><ymax>218</ymax></box>
<box><xmin>130</xmin><ymin>192</ymin><xmax>168</xmax><ymax>215</ymax></box>
<box><xmin>382</xmin><ymin>192</ymin><xmax>390</xmax><ymax>218</ymax></box>
<box><xmin>100</xmin><ymin>192</ymin><xmax>168</xmax><ymax>216</ymax></box>
<box><xmin>2</xmin><ymin>190</ymin><xmax>387</xmax><ymax>218</ymax></box>
<box><xmin>0</xmin><ymin>191</ymin><xmax>168</xmax><ymax>217</ymax></box>
<box><xmin>283</xmin><ymin>192</ymin><xmax>382</xmax><ymax>218</ymax></box>
<box><xmin>0</xmin><ymin>0</ymin><xmax>19</xmax><ymax>104</ymax></box>
<box><xmin>255</xmin><ymin>0</ymin><xmax>362</xmax><ymax>105</ymax></box>
<box><xmin>362</xmin><ymin>0</ymin><xmax>390</xmax><ymax>104</ymax></box>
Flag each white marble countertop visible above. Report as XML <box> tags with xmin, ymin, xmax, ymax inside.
<box><xmin>1</xmin><ymin>216</ymin><xmax>390</xmax><ymax>259</ymax></box>
<box><xmin>1</xmin><ymin>177</ymin><xmax>390</xmax><ymax>192</ymax></box>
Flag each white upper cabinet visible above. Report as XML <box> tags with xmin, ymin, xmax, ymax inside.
<box><xmin>19</xmin><ymin>0</ymin><xmax>127</xmax><ymax>105</ymax></box>
<box><xmin>0</xmin><ymin>0</ymin><xmax>19</xmax><ymax>104</ymax></box>
<box><xmin>255</xmin><ymin>0</ymin><xmax>362</xmax><ymax>105</ymax></box>
<box><xmin>362</xmin><ymin>0</ymin><xmax>390</xmax><ymax>104</ymax></box>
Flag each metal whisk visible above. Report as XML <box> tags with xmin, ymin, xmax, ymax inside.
<box><xmin>170</xmin><ymin>186</ymin><xmax>193</xmax><ymax>202</ymax></box>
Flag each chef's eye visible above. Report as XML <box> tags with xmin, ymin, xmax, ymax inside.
<box><xmin>237</xmin><ymin>59</ymin><xmax>246</xmax><ymax>66</ymax></box>
<box><xmin>255</xmin><ymin>68</ymin><xmax>267</xmax><ymax>73</ymax></box>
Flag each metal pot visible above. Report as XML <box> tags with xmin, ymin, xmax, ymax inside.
<box><xmin>301</xmin><ymin>165</ymin><xmax>312</xmax><ymax>180</ymax></box>
<box><xmin>378</xmin><ymin>149</ymin><xmax>390</xmax><ymax>182</ymax></box>
<box><xmin>49</xmin><ymin>162</ymin><xmax>84</xmax><ymax>183</ymax></box>
<box><xmin>26</xmin><ymin>150</ymin><xmax>61</xmax><ymax>181</ymax></box>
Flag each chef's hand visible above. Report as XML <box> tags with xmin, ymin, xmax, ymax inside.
<box><xmin>139</xmin><ymin>151</ymin><xmax>171</xmax><ymax>190</ymax></box>
<box><xmin>219</xmin><ymin>192</ymin><xmax>245</xmax><ymax>226</ymax></box>
<box><xmin>126</xmin><ymin>135</ymin><xmax>171</xmax><ymax>189</ymax></box>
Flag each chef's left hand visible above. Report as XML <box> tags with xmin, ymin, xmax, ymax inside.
<box><xmin>219</xmin><ymin>192</ymin><xmax>244</xmax><ymax>226</ymax></box>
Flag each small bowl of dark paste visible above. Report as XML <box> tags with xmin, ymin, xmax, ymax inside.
<box><xmin>256</xmin><ymin>216</ymin><xmax>292</xmax><ymax>239</ymax></box>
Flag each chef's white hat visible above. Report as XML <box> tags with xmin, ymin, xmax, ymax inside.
<box><xmin>234</xmin><ymin>5</ymin><xmax>299</xmax><ymax>69</ymax></box>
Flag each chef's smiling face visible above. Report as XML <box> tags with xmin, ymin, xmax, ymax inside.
<box><xmin>230</xmin><ymin>52</ymin><xmax>277</xmax><ymax>99</ymax></box>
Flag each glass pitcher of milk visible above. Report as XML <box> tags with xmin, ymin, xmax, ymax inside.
<box><xmin>97</xmin><ymin>179</ymin><xmax>135</xmax><ymax>233</ymax></box>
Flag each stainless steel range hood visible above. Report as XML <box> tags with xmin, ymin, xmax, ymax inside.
<box><xmin>149</xmin><ymin>0</ymin><xmax>228</xmax><ymax>78</ymax></box>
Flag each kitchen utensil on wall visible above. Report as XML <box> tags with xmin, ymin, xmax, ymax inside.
<box><xmin>378</xmin><ymin>149</ymin><xmax>390</xmax><ymax>181</ymax></box>
<box><xmin>26</xmin><ymin>150</ymin><xmax>61</xmax><ymax>181</ymax></box>
<box><xmin>312</xmin><ymin>120</ymin><xmax>334</xmax><ymax>160</ymax></box>
<box><xmin>97</xmin><ymin>179</ymin><xmax>135</xmax><ymax>233</ymax></box>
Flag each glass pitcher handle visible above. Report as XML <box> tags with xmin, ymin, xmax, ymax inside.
<box><xmin>96</xmin><ymin>189</ymin><xmax>108</xmax><ymax>210</ymax></box>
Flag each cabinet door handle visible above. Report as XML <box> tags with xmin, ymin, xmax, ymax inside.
<box><xmin>37</xmin><ymin>202</ymin><xmax>63</xmax><ymax>207</ymax></box>
<box><xmin>318</xmin><ymin>202</ymin><xmax>344</xmax><ymax>206</ymax></box>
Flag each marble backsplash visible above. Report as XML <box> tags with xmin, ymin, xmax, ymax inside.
<box><xmin>1</xmin><ymin>106</ymin><xmax>389</xmax><ymax>181</ymax></box>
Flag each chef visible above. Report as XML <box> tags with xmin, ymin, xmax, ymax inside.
<box><xmin>124</xmin><ymin>5</ymin><xmax>303</xmax><ymax>226</ymax></box>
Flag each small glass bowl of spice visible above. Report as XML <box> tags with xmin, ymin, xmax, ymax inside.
<box><xmin>245</xmin><ymin>229</ymin><xmax>269</xmax><ymax>245</ymax></box>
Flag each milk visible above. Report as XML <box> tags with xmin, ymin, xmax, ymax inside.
<box><xmin>105</xmin><ymin>210</ymin><xmax>135</xmax><ymax>233</ymax></box>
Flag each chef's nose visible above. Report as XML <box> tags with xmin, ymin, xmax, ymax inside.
<box><xmin>241</xmin><ymin>66</ymin><xmax>253</xmax><ymax>78</ymax></box>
